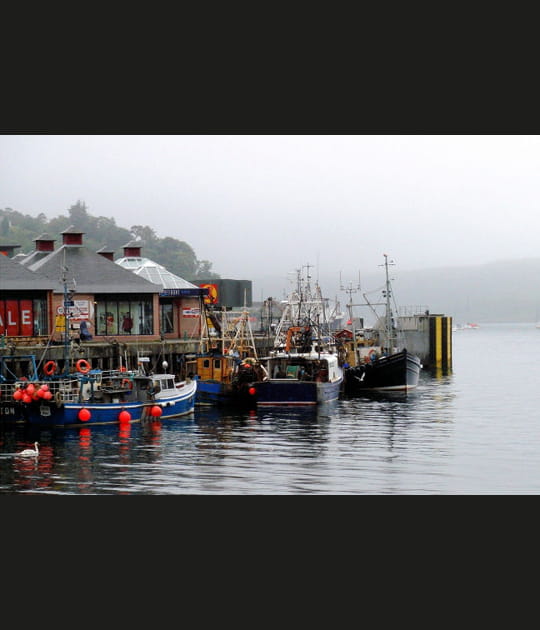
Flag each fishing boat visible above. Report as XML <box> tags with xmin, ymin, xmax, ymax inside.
<box><xmin>0</xmin><ymin>353</ymin><xmax>197</xmax><ymax>427</ymax></box>
<box><xmin>252</xmin><ymin>266</ymin><xmax>344</xmax><ymax>406</ymax></box>
<box><xmin>0</xmin><ymin>268</ymin><xmax>196</xmax><ymax>427</ymax></box>
<box><xmin>189</xmin><ymin>304</ymin><xmax>265</xmax><ymax>408</ymax></box>
<box><xmin>338</xmin><ymin>255</ymin><xmax>422</xmax><ymax>394</ymax></box>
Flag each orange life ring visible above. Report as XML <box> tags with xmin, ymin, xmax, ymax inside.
<box><xmin>368</xmin><ymin>350</ymin><xmax>377</xmax><ymax>362</ymax></box>
<box><xmin>76</xmin><ymin>359</ymin><xmax>91</xmax><ymax>374</ymax></box>
<box><xmin>43</xmin><ymin>360</ymin><xmax>57</xmax><ymax>376</ymax></box>
<box><xmin>122</xmin><ymin>378</ymin><xmax>133</xmax><ymax>390</ymax></box>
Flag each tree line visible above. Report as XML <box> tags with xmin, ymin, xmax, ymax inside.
<box><xmin>0</xmin><ymin>201</ymin><xmax>219</xmax><ymax>281</ymax></box>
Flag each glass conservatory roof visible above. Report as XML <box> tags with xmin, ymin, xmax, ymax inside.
<box><xmin>115</xmin><ymin>256</ymin><xmax>199</xmax><ymax>290</ymax></box>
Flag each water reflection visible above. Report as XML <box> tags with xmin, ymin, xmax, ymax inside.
<box><xmin>321</xmin><ymin>373</ymin><xmax>458</xmax><ymax>493</ymax></box>
<box><xmin>0</xmin><ymin>368</ymin><xmax>460</xmax><ymax>494</ymax></box>
<box><xmin>195</xmin><ymin>402</ymin><xmax>335</xmax><ymax>458</ymax></box>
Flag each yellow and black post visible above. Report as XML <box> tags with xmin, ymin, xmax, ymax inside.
<box><xmin>428</xmin><ymin>315</ymin><xmax>452</xmax><ymax>370</ymax></box>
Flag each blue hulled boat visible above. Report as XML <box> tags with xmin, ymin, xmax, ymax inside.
<box><xmin>0</xmin><ymin>355</ymin><xmax>197</xmax><ymax>427</ymax></box>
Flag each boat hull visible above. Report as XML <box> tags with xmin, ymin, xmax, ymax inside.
<box><xmin>0</xmin><ymin>400</ymin><xmax>25</xmax><ymax>424</ymax></box>
<box><xmin>255</xmin><ymin>349</ymin><xmax>344</xmax><ymax>406</ymax></box>
<box><xmin>195</xmin><ymin>379</ymin><xmax>257</xmax><ymax>408</ymax></box>
<box><xmin>8</xmin><ymin>378</ymin><xmax>197</xmax><ymax>427</ymax></box>
<box><xmin>254</xmin><ymin>377</ymin><xmax>343</xmax><ymax>406</ymax></box>
<box><xmin>343</xmin><ymin>350</ymin><xmax>421</xmax><ymax>393</ymax></box>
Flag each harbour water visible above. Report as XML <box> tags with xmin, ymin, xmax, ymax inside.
<box><xmin>2</xmin><ymin>322</ymin><xmax>540</xmax><ymax>494</ymax></box>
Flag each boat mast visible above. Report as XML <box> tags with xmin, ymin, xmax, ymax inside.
<box><xmin>225</xmin><ymin>290</ymin><xmax>258</xmax><ymax>360</ymax></box>
<box><xmin>341</xmin><ymin>272</ymin><xmax>361</xmax><ymax>364</ymax></box>
<box><xmin>61</xmin><ymin>261</ymin><xmax>73</xmax><ymax>376</ymax></box>
<box><xmin>381</xmin><ymin>254</ymin><xmax>396</xmax><ymax>353</ymax></box>
<box><xmin>273</xmin><ymin>268</ymin><xmax>301</xmax><ymax>345</ymax></box>
<box><xmin>273</xmin><ymin>263</ymin><xmax>327</xmax><ymax>350</ymax></box>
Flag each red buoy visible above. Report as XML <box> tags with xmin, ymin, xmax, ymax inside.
<box><xmin>249</xmin><ymin>387</ymin><xmax>256</xmax><ymax>396</ymax></box>
<box><xmin>13</xmin><ymin>389</ymin><xmax>23</xmax><ymax>401</ymax></box>
<box><xmin>150</xmin><ymin>405</ymin><xmax>163</xmax><ymax>417</ymax></box>
<box><xmin>118</xmin><ymin>410</ymin><xmax>131</xmax><ymax>424</ymax></box>
<box><xmin>78</xmin><ymin>408</ymin><xmax>91</xmax><ymax>422</ymax></box>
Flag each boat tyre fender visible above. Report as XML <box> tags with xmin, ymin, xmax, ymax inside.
<box><xmin>44</xmin><ymin>360</ymin><xmax>57</xmax><ymax>376</ymax></box>
<box><xmin>368</xmin><ymin>350</ymin><xmax>377</xmax><ymax>363</ymax></box>
<box><xmin>76</xmin><ymin>359</ymin><xmax>91</xmax><ymax>374</ymax></box>
<box><xmin>55</xmin><ymin>391</ymin><xmax>63</xmax><ymax>408</ymax></box>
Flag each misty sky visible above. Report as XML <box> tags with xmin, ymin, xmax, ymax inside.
<box><xmin>2</xmin><ymin>134</ymin><xmax>540</xmax><ymax>297</ymax></box>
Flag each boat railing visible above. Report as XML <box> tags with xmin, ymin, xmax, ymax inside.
<box><xmin>100</xmin><ymin>368</ymin><xmax>139</xmax><ymax>379</ymax></box>
<box><xmin>0</xmin><ymin>377</ymin><xmax>84</xmax><ymax>404</ymax></box>
<box><xmin>0</xmin><ymin>382</ymin><xmax>19</xmax><ymax>398</ymax></box>
<box><xmin>50</xmin><ymin>379</ymin><xmax>85</xmax><ymax>403</ymax></box>
<box><xmin>396</xmin><ymin>305</ymin><xmax>430</xmax><ymax>317</ymax></box>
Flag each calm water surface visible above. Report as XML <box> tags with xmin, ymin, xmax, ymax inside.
<box><xmin>2</xmin><ymin>322</ymin><xmax>540</xmax><ymax>494</ymax></box>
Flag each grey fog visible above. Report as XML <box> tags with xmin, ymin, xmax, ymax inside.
<box><xmin>2</xmin><ymin>134</ymin><xmax>540</xmax><ymax>321</ymax></box>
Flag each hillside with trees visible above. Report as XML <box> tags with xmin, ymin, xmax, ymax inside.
<box><xmin>0</xmin><ymin>201</ymin><xmax>219</xmax><ymax>281</ymax></box>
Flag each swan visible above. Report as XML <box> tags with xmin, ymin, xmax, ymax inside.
<box><xmin>18</xmin><ymin>441</ymin><xmax>39</xmax><ymax>457</ymax></box>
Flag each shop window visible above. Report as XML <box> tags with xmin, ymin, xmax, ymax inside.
<box><xmin>95</xmin><ymin>297</ymin><xmax>153</xmax><ymax>336</ymax></box>
<box><xmin>160</xmin><ymin>302</ymin><xmax>174</xmax><ymax>334</ymax></box>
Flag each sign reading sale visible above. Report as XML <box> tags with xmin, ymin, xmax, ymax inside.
<box><xmin>0</xmin><ymin>300</ymin><xmax>33</xmax><ymax>335</ymax></box>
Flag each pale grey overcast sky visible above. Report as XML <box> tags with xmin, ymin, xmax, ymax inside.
<box><xmin>2</xmin><ymin>134</ymin><xmax>540</xmax><ymax>296</ymax></box>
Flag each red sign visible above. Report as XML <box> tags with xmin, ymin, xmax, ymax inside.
<box><xmin>182</xmin><ymin>307</ymin><xmax>200</xmax><ymax>318</ymax></box>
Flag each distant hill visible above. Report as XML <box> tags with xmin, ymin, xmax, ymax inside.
<box><xmin>250</xmin><ymin>258</ymin><xmax>540</xmax><ymax>324</ymax></box>
<box><xmin>391</xmin><ymin>259</ymin><xmax>540</xmax><ymax>323</ymax></box>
